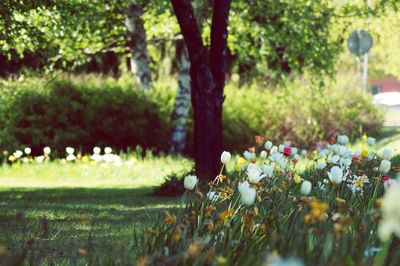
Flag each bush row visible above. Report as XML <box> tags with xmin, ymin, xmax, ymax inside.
<box><xmin>0</xmin><ymin>74</ymin><xmax>384</xmax><ymax>155</ymax></box>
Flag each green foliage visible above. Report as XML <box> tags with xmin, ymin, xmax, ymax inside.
<box><xmin>0</xmin><ymin>74</ymin><xmax>384</xmax><ymax>154</ymax></box>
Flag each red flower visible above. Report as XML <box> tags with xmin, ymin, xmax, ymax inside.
<box><xmin>352</xmin><ymin>155</ymin><xmax>361</xmax><ymax>162</ymax></box>
<box><xmin>381</xmin><ymin>176</ymin><xmax>390</xmax><ymax>183</ymax></box>
<box><xmin>255</xmin><ymin>135</ymin><xmax>265</xmax><ymax>145</ymax></box>
<box><xmin>283</xmin><ymin>147</ymin><xmax>292</xmax><ymax>156</ymax></box>
<box><xmin>327</xmin><ymin>136</ymin><xmax>336</xmax><ymax>144</ymax></box>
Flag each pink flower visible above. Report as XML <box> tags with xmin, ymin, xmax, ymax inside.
<box><xmin>381</xmin><ymin>176</ymin><xmax>390</xmax><ymax>183</ymax></box>
<box><xmin>283</xmin><ymin>147</ymin><xmax>292</xmax><ymax>156</ymax></box>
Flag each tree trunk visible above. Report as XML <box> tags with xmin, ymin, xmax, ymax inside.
<box><xmin>169</xmin><ymin>43</ymin><xmax>191</xmax><ymax>154</ymax></box>
<box><xmin>171</xmin><ymin>0</ymin><xmax>231</xmax><ymax>180</ymax></box>
<box><xmin>124</xmin><ymin>4</ymin><xmax>152</xmax><ymax>89</ymax></box>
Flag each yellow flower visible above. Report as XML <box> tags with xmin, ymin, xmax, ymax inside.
<box><xmin>362</xmin><ymin>134</ymin><xmax>368</xmax><ymax>142</ymax></box>
<box><xmin>219</xmin><ymin>208</ymin><xmax>234</xmax><ymax>221</ymax></box>
<box><xmin>164</xmin><ymin>212</ymin><xmax>176</xmax><ymax>225</ymax></box>
<box><xmin>335</xmin><ymin>197</ymin><xmax>346</xmax><ymax>204</ymax></box>
<box><xmin>313</xmin><ymin>150</ymin><xmax>318</xmax><ymax>155</ymax></box>
<box><xmin>293</xmin><ymin>174</ymin><xmax>303</xmax><ymax>184</ymax></box>
<box><xmin>81</xmin><ymin>155</ymin><xmax>89</xmax><ymax>163</ymax></box>
<box><xmin>354</xmin><ymin>179</ymin><xmax>364</xmax><ymax>187</ymax></box>
<box><xmin>361</xmin><ymin>148</ymin><xmax>368</xmax><ymax>158</ymax></box>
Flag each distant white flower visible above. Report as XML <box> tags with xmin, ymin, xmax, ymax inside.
<box><xmin>270</xmin><ymin>146</ymin><xmax>278</xmax><ymax>154</ymax></box>
<box><xmin>22</xmin><ymin>157</ymin><xmax>29</xmax><ymax>163</ymax></box>
<box><xmin>13</xmin><ymin>150</ymin><xmax>23</xmax><ymax>159</ymax></box>
<box><xmin>247</xmin><ymin>163</ymin><xmax>266</xmax><ymax>183</ymax></box>
<box><xmin>104</xmin><ymin>147</ymin><xmax>113</xmax><ymax>154</ymax></box>
<box><xmin>278</xmin><ymin>144</ymin><xmax>285</xmax><ymax>153</ymax></box>
<box><xmin>347</xmin><ymin>174</ymin><xmax>369</xmax><ymax>194</ymax></box>
<box><xmin>291</xmin><ymin>147</ymin><xmax>298</xmax><ymax>155</ymax></box>
<box><xmin>378</xmin><ymin>182</ymin><xmax>400</xmax><ymax>241</ymax></box>
<box><xmin>327</xmin><ymin>155</ymin><xmax>340</xmax><ymax>164</ymax></box>
<box><xmin>340</xmin><ymin>157</ymin><xmax>352</xmax><ymax>168</ymax></box>
<box><xmin>301</xmin><ymin>149</ymin><xmax>307</xmax><ymax>157</ymax></box>
<box><xmin>337</xmin><ymin>135</ymin><xmax>349</xmax><ymax>145</ymax></box>
<box><xmin>93</xmin><ymin>146</ymin><xmax>101</xmax><ymax>154</ymax></box>
<box><xmin>300</xmin><ymin>180</ymin><xmax>312</xmax><ymax>195</ymax></box>
<box><xmin>330</xmin><ymin>144</ymin><xmax>340</xmax><ymax>154</ymax></box>
<box><xmin>239</xmin><ymin>185</ymin><xmax>257</xmax><ymax>206</ymax></box>
<box><xmin>353</xmin><ymin>150</ymin><xmax>361</xmax><ymax>156</ymax></box>
<box><xmin>207</xmin><ymin>191</ymin><xmax>219</xmax><ymax>201</ymax></box>
<box><xmin>262</xmin><ymin>164</ymin><xmax>274</xmax><ymax>178</ymax></box>
<box><xmin>319</xmin><ymin>149</ymin><xmax>330</xmax><ymax>157</ymax></box>
<box><xmin>35</xmin><ymin>156</ymin><xmax>45</xmax><ymax>163</ymax></box>
<box><xmin>243</xmin><ymin>151</ymin><xmax>256</xmax><ymax>160</ymax></box>
<box><xmin>220</xmin><ymin>151</ymin><xmax>231</xmax><ymax>164</ymax></box>
<box><xmin>379</xmin><ymin>160</ymin><xmax>391</xmax><ymax>174</ymax></box>
<box><xmin>264</xmin><ymin>140</ymin><xmax>273</xmax><ymax>150</ymax></box>
<box><xmin>316</xmin><ymin>161</ymin><xmax>327</xmax><ymax>170</ymax></box>
<box><xmin>24</xmin><ymin>147</ymin><xmax>31</xmax><ymax>155</ymax></box>
<box><xmin>66</xmin><ymin>154</ymin><xmax>76</xmax><ymax>161</ymax></box>
<box><xmin>367</xmin><ymin>137</ymin><xmax>376</xmax><ymax>146</ymax></box>
<box><xmin>66</xmin><ymin>147</ymin><xmax>75</xmax><ymax>154</ymax></box>
<box><xmin>260</xmin><ymin>150</ymin><xmax>267</xmax><ymax>159</ymax></box>
<box><xmin>184</xmin><ymin>175</ymin><xmax>198</xmax><ymax>190</ymax></box>
<box><xmin>328</xmin><ymin>166</ymin><xmax>344</xmax><ymax>184</ymax></box>
<box><xmin>43</xmin><ymin>146</ymin><xmax>51</xmax><ymax>155</ymax></box>
<box><xmin>338</xmin><ymin>146</ymin><xmax>348</xmax><ymax>157</ymax></box>
<box><xmin>382</xmin><ymin>148</ymin><xmax>393</xmax><ymax>160</ymax></box>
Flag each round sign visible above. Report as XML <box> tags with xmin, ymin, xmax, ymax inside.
<box><xmin>347</xmin><ymin>30</ymin><xmax>373</xmax><ymax>56</ymax></box>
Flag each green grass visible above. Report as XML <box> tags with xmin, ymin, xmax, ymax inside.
<box><xmin>0</xmin><ymin>155</ymin><xmax>192</xmax><ymax>264</ymax></box>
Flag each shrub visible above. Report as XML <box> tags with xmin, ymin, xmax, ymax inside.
<box><xmin>0</xmin><ymin>74</ymin><xmax>384</xmax><ymax>155</ymax></box>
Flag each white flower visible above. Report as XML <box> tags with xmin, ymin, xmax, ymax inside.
<box><xmin>340</xmin><ymin>157</ymin><xmax>352</xmax><ymax>168</ymax></box>
<box><xmin>13</xmin><ymin>150</ymin><xmax>23</xmax><ymax>158</ymax></box>
<box><xmin>291</xmin><ymin>147</ymin><xmax>298</xmax><ymax>155</ymax></box>
<box><xmin>367</xmin><ymin>137</ymin><xmax>376</xmax><ymax>146</ymax></box>
<box><xmin>247</xmin><ymin>163</ymin><xmax>266</xmax><ymax>183</ymax></box>
<box><xmin>22</xmin><ymin>157</ymin><xmax>29</xmax><ymax>163</ymax></box>
<box><xmin>327</xmin><ymin>155</ymin><xmax>340</xmax><ymax>164</ymax></box>
<box><xmin>93</xmin><ymin>146</ymin><xmax>101</xmax><ymax>154</ymax></box>
<box><xmin>104</xmin><ymin>147</ymin><xmax>113</xmax><ymax>154</ymax></box>
<box><xmin>300</xmin><ymin>180</ymin><xmax>312</xmax><ymax>195</ymax></box>
<box><xmin>301</xmin><ymin>149</ymin><xmax>307</xmax><ymax>157</ymax></box>
<box><xmin>238</xmin><ymin>181</ymin><xmax>250</xmax><ymax>194</ymax></box>
<box><xmin>270</xmin><ymin>146</ymin><xmax>278</xmax><ymax>154</ymax></box>
<box><xmin>184</xmin><ymin>175</ymin><xmax>198</xmax><ymax>190</ymax></box>
<box><xmin>379</xmin><ymin>160</ymin><xmax>391</xmax><ymax>174</ymax></box>
<box><xmin>35</xmin><ymin>156</ymin><xmax>45</xmax><ymax>163</ymax></box>
<box><xmin>327</xmin><ymin>166</ymin><xmax>344</xmax><ymax>184</ymax></box>
<box><xmin>337</xmin><ymin>135</ymin><xmax>349</xmax><ymax>145</ymax></box>
<box><xmin>24</xmin><ymin>147</ymin><xmax>31</xmax><ymax>155</ymax></box>
<box><xmin>43</xmin><ymin>146</ymin><xmax>51</xmax><ymax>155</ymax></box>
<box><xmin>66</xmin><ymin>147</ymin><xmax>75</xmax><ymax>154</ymax></box>
<box><xmin>316</xmin><ymin>161</ymin><xmax>327</xmax><ymax>170</ymax></box>
<box><xmin>319</xmin><ymin>149</ymin><xmax>330</xmax><ymax>157</ymax></box>
<box><xmin>338</xmin><ymin>146</ymin><xmax>348</xmax><ymax>157</ymax></box>
<box><xmin>207</xmin><ymin>191</ymin><xmax>219</xmax><ymax>201</ymax></box>
<box><xmin>264</xmin><ymin>140</ymin><xmax>273</xmax><ymax>150</ymax></box>
<box><xmin>278</xmin><ymin>144</ymin><xmax>285</xmax><ymax>153</ymax></box>
<box><xmin>262</xmin><ymin>164</ymin><xmax>274</xmax><ymax>178</ymax></box>
<box><xmin>378</xmin><ymin>182</ymin><xmax>400</xmax><ymax>241</ymax></box>
<box><xmin>243</xmin><ymin>151</ymin><xmax>255</xmax><ymax>160</ymax></box>
<box><xmin>260</xmin><ymin>150</ymin><xmax>267</xmax><ymax>159</ymax></box>
<box><xmin>382</xmin><ymin>148</ymin><xmax>393</xmax><ymax>160</ymax></box>
<box><xmin>353</xmin><ymin>150</ymin><xmax>361</xmax><ymax>156</ymax></box>
<box><xmin>330</xmin><ymin>144</ymin><xmax>340</xmax><ymax>154</ymax></box>
<box><xmin>66</xmin><ymin>154</ymin><xmax>76</xmax><ymax>161</ymax></box>
<box><xmin>239</xmin><ymin>185</ymin><xmax>257</xmax><ymax>206</ymax></box>
<box><xmin>220</xmin><ymin>151</ymin><xmax>231</xmax><ymax>164</ymax></box>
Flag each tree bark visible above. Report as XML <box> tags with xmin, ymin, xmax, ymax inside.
<box><xmin>171</xmin><ymin>0</ymin><xmax>231</xmax><ymax>180</ymax></box>
<box><xmin>169</xmin><ymin>43</ymin><xmax>191</xmax><ymax>154</ymax></box>
<box><xmin>124</xmin><ymin>4</ymin><xmax>152</xmax><ymax>89</ymax></box>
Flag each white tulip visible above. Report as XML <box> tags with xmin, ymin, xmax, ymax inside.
<box><xmin>184</xmin><ymin>175</ymin><xmax>198</xmax><ymax>190</ymax></box>
<box><xmin>104</xmin><ymin>147</ymin><xmax>113</xmax><ymax>154</ymax></box>
<box><xmin>291</xmin><ymin>147</ymin><xmax>298</xmax><ymax>155</ymax></box>
<box><xmin>239</xmin><ymin>185</ymin><xmax>257</xmax><ymax>206</ymax></box>
<box><xmin>264</xmin><ymin>140</ymin><xmax>273</xmax><ymax>150</ymax></box>
<box><xmin>247</xmin><ymin>163</ymin><xmax>266</xmax><ymax>183</ymax></box>
<box><xmin>382</xmin><ymin>148</ymin><xmax>393</xmax><ymax>160</ymax></box>
<box><xmin>66</xmin><ymin>147</ymin><xmax>75</xmax><ymax>154</ymax></box>
<box><xmin>278</xmin><ymin>144</ymin><xmax>285</xmax><ymax>153</ymax></box>
<box><xmin>327</xmin><ymin>155</ymin><xmax>340</xmax><ymax>164</ymax></box>
<box><xmin>301</xmin><ymin>149</ymin><xmax>307</xmax><ymax>156</ymax></box>
<box><xmin>337</xmin><ymin>135</ymin><xmax>349</xmax><ymax>145</ymax></box>
<box><xmin>316</xmin><ymin>161</ymin><xmax>327</xmax><ymax>170</ymax></box>
<box><xmin>270</xmin><ymin>146</ymin><xmax>278</xmax><ymax>154</ymax></box>
<box><xmin>13</xmin><ymin>150</ymin><xmax>23</xmax><ymax>159</ymax></box>
<box><xmin>330</xmin><ymin>144</ymin><xmax>340</xmax><ymax>154</ymax></box>
<box><xmin>66</xmin><ymin>154</ymin><xmax>76</xmax><ymax>161</ymax></box>
<box><xmin>24</xmin><ymin>147</ymin><xmax>31</xmax><ymax>155</ymax></box>
<box><xmin>379</xmin><ymin>160</ymin><xmax>391</xmax><ymax>174</ymax></box>
<box><xmin>262</xmin><ymin>164</ymin><xmax>274</xmax><ymax>178</ymax></box>
<box><xmin>93</xmin><ymin>146</ymin><xmax>101</xmax><ymax>154</ymax></box>
<box><xmin>300</xmin><ymin>180</ymin><xmax>312</xmax><ymax>195</ymax></box>
<box><xmin>340</xmin><ymin>157</ymin><xmax>352</xmax><ymax>168</ymax></box>
<box><xmin>243</xmin><ymin>151</ymin><xmax>255</xmax><ymax>160</ymax></box>
<box><xmin>338</xmin><ymin>146</ymin><xmax>348</xmax><ymax>157</ymax></box>
<box><xmin>220</xmin><ymin>151</ymin><xmax>231</xmax><ymax>164</ymax></box>
<box><xmin>238</xmin><ymin>181</ymin><xmax>250</xmax><ymax>194</ymax></box>
<box><xmin>260</xmin><ymin>150</ymin><xmax>267</xmax><ymax>159</ymax></box>
<box><xmin>43</xmin><ymin>146</ymin><xmax>51</xmax><ymax>155</ymax></box>
<box><xmin>327</xmin><ymin>166</ymin><xmax>344</xmax><ymax>184</ymax></box>
<box><xmin>367</xmin><ymin>137</ymin><xmax>376</xmax><ymax>146</ymax></box>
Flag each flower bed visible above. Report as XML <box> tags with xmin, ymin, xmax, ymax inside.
<box><xmin>134</xmin><ymin>135</ymin><xmax>400</xmax><ymax>265</ymax></box>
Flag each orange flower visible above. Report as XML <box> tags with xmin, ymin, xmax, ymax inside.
<box><xmin>164</xmin><ymin>212</ymin><xmax>177</xmax><ymax>225</ymax></box>
<box><xmin>219</xmin><ymin>208</ymin><xmax>234</xmax><ymax>221</ymax></box>
<box><xmin>205</xmin><ymin>205</ymin><xmax>217</xmax><ymax>217</ymax></box>
<box><xmin>255</xmin><ymin>136</ymin><xmax>265</xmax><ymax>144</ymax></box>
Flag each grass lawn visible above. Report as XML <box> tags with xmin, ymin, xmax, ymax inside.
<box><xmin>0</xmin><ymin>155</ymin><xmax>192</xmax><ymax>264</ymax></box>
